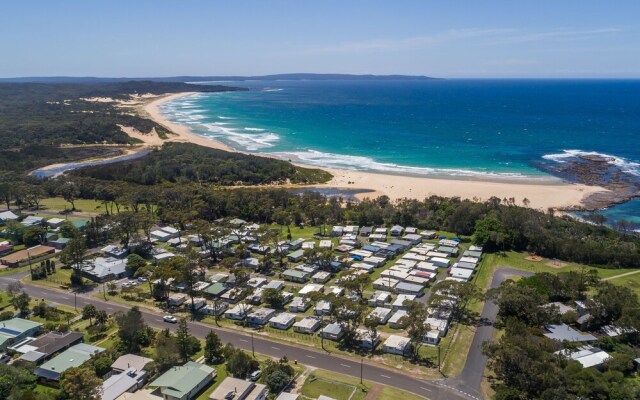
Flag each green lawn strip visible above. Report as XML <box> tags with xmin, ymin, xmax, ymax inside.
<box><xmin>39</xmin><ymin>197</ymin><xmax>105</xmax><ymax>214</ymax></box>
<box><xmin>606</xmin><ymin>272</ymin><xmax>640</xmax><ymax>297</ymax></box>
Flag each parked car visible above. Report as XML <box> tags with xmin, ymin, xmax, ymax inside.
<box><xmin>249</xmin><ymin>369</ymin><xmax>261</xmax><ymax>382</ymax></box>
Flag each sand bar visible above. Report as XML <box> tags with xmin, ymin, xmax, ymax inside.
<box><xmin>143</xmin><ymin>92</ymin><xmax>609</xmax><ymax>211</ymax></box>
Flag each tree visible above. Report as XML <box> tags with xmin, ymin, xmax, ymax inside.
<box><xmin>82</xmin><ymin>304</ymin><xmax>97</xmax><ymax>325</ymax></box>
<box><xmin>224</xmin><ymin>345</ymin><xmax>259</xmax><ymax>379</ymax></box>
<box><xmin>153</xmin><ymin>330</ymin><xmax>180</xmax><ymax>374</ymax></box>
<box><xmin>473</xmin><ymin>215</ymin><xmax>509</xmax><ymax>251</ymax></box>
<box><xmin>401</xmin><ymin>300</ymin><xmax>428</xmax><ymax>360</ymax></box>
<box><xmin>60</xmin><ymin>237</ymin><xmax>87</xmax><ymax>269</ymax></box>
<box><xmin>176</xmin><ymin>318</ymin><xmax>201</xmax><ymax>362</ymax></box>
<box><xmin>0</xmin><ymin>363</ymin><xmax>37</xmax><ymax>399</ymax></box>
<box><xmin>204</xmin><ymin>330</ymin><xmax>224</xmax><ymax>364</ymax></box>
<box><xmin>12</xmin><ymin>291</ymin><xmax>31</xmax><ymax>316</ymax></box>
<box><xmin>95</xmin><ymin>309</ymin><xmax>109</xmax><ymax>325</ymax></box>
<box><xmin>114</xmin><ymin>306</ymin><xmax>152</xmax><ymax>353</ymax></box>
<box><xmin>57</xmin><ymin>181</ymin><xmax>80</xmax><ymax>211</ymax></box>
<box><xmin>330</xmin><ymin>297</ymin><xmax>365</xmax><ymax>346</ymax></box>
<box><xmin>6</xmin><ymin>281</ymin><xmax>23</xmax><ymax>298</ymax></box>
<box><xmin>337</xmin><ymin>272</ymin><xmax>371</xmax><ymax>299</ymax></box>
<box><xmin>266</xmin><ymin>369</ymin><xmax>291</xmax><ymax>393</ymax></box>
<box><xmin>60</xmin><ymin>367</ymin><xmax>102</xmax><ymax>400</ymax></box>
<box><xmin>262</xmin><ymin>288</ymin><xmax>285</xmax><ymax>309</ymax></box>
<box><xmin>363</xmin><ymin>315</ymin><xmax>380</xmax><ymax>354</ymax></box>
<box><xmin>125</xmin><ymin>253</ymin><xmax>147</xmax><ymax>276</ymax></box>
<box><xmin>486</xmin><ymin>280</ymin><xmax>555</xmax><ymax>327</ymax></box>
<box><xmin>430</xmin><ymin>280</ymin><xmax>483</xmax><ymax>322</ymax></box>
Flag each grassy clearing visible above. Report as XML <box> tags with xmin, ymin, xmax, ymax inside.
<box><xmin>607</xmin><ymin>272</ymin><xmax>640</xmax><ymax>297</ymax></box>
<box><xmin>39</xmin><ymin>197</ymin><xmax>104</xmax><ymax>214</ymax></box>
<box><xmin>378</xmin><ymin>386</ymin><xmax>426</xmax><ymax>400</ymax></box>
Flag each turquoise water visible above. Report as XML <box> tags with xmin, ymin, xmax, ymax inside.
<box><xmin>161</xmin><ymin>79</ymin><xmax>640</xmax><ymax>220</ymax></box>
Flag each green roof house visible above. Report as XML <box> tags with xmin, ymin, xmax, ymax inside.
<box><xmin>149</xmin><ymin>361</ymin><xmax>215</xmax><ymax>400</ymax></box>
<box><xmin>33</xmin><ymin>343</ymin><xmax>104</xmax><ymax>381</ymax></box>
<box><xmin>0</xmin><ymin>317</ymin><xmax>42</xmax><ymax>350</ymax></box>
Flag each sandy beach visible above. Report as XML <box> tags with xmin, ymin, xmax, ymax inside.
<box><xmin>138</xmin><ymin>92</ymin><xmax>608</xmax><ymax>211</ymax></box>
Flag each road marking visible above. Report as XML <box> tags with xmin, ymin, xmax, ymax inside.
<box><xmin>340</xmin><ymin>363</ymin><xmax>351</xmax><ymax>368</ymax></box>
<box><xmin>239</xmin><ymin>339</ymin><xmax>249</xmax><ymax>343</ymax></box>
<box><xmin>60</xmin><ymin>296</ymin><xmax>69</xmax><ymax>300</ymax></box>
<box><xmin>155</xmin><ymin>319</ymin><xmax>163</xmax><ymax>322</ymax></box>
<box><xmin>420</xmin><ymin>387</ymin><xmax>432</xmax><ymax>392</ymax></box>
<box><xmin>380</xmin><ymin>374</ymin><xmax>391</xmax><ymax>379</ymax></box>
<box><xmin>306</xmin><ymin>355</ymin><xmax>315</xmax><ymax>359</ymax></box>
<box><xmin>271</xmin><ymin>346</ymin><xmax>280</xmax><ymax>350</ymax></box>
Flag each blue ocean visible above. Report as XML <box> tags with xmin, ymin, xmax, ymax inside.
<box><xmin>160</xmin><ymin>79</ymin><xmax>640</xmax><ymax>223</ymax></box>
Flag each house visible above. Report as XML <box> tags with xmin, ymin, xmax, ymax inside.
<box><xmin>184</xmin><ymin>297</ymin><xmax>207</xmax><ymax>311</ymax></box>
<box><xmin>314</xmin><ymin>300</ymin><xmax>332</xmax><ymax>316</ymax></box>
<box><xmin>372</xmin><ymin>277</ymin><xmax>399</xmax><ymax>291</ymax></box>
<box><xmin>555</xmin><ymin>346</ymin><xmax>611</xmax><ymax>369</ymax></box>
<box><xmin>355</xmin><ymin>329</ymin><xmax>380</xmax><ymax>350</ymax></box>
<box><xmin>0</xmin><ymin>210</ymin><xmax>19</xmax><ymax>223</ymax></box>
<box><xmin>381</xmin><ymin>269</ymin><xmax>410</xmax><ymax>281</ymax></box>
<box><xmin>402</xmin><ymin>234</ymin><xmax>422</xmax><ymax>245</ymax></box>
<box><xmin>368</xmin><ymin>307</ymin><xmax>392</xmax><ymax>325</ymax></box>
<box><xmin>168</xmin><ymin>293</ymin><xmax>188</xmax><ymax>307</ymax></box>
<box><xmin>439</xmin><ymin>239</ymin><xmax>459</xmax><ymax>247</ymax></box>
<box><xmin>395</xmin><ymin>282</ymin><xmax>424</xmax><ymax>296</ymax></box>
<box><xmin>153</xmin><ymin>252</ymin><xmax>176</xmax><ymax>262</ymax></box>
<box><xmin>0</xmin><ymin>318</ymin><xmax>42</xmax><ymax>350</ymax></box>
<box><xmin>425</xmin><ymin>317</ymin><xmax>450</xmax><ymax>338</ymax></box>
<box><xmin>269</xmin><ymin>313</ymin><xmax>296</xmax><ymax>330</ymax></box>
<box><xmin>275</xmin><ymin>393</ymin><xmax>299</xmax><ymax>400</ymax></box>
<box><xmin>47</xmin><ymin>237</ymin><xmax>70</xmax><ymax>249</ymax></box>
<box><xmin>289</xmin><ymin>296</ymin><xmax>311</xmax><ymax>313</ymax></box>
<box><xmin>388</xmin><ymin>310</ymin><xmax>409</xmax><ymax>329</ymax></box>
<box><xmin>209</xmin><ymin>377</ymin><xmax>267</xmax><ymax>400</ymax></box>
<box><xmin>392</xmin><ymin>294</ymin><xmax>417</xmax><ymax>311</ymax></box>
<box><xmin>330</xmin><ymin>226</ymin><xmax>344</xmax><ymax>237</ymax></box>
<box><xmin>112</xmin><ymin>354</ymin><xmax>154</xmax><ymax>374</ymax></box>
<box><xmin>458</xmin><ymin>256</ymin><xmax>479</xmax><ymax>265</ymax></box>
<box><xmin>455</xmin><ymin>262</ymin><xmax>477</xmax><ymax>271</ymax></box>
<box><xmin>301</xmin><ymin>241</ymin><xmax>315</xmax><ymax>250</ymax></box>
<box><xmin>390</xmin><ymin>225</ymin><xmax>404</xmax><ymax>236</ymax></box>
<box><xmin>102</xmin><ymin>245</ymin><xmax>129</xmax><ymax>259</ymax></box>
<box><xmin>463</xmin><ymin>250</ymin><xmax>483</xmax><ymax>259</ymax></box>
<box><xmin>437</xmin><ymin>246</ymin><xmax>458</xmax><ymax>256</ymax></box>
<box><xmin>383</xmin><ymin>335</ymin><xmax>410</xmax><ymax>355</ymax></box>
<box><xmin>288</xmin><ymin>239</ymin><xmax>305</xmax><ymax>250</ymax></box>
<box><xmin>293</xmin><ymin>317</ymin><xmax>322</xmax><ymax>334</ymax></box>
<box><xmin>11</xmin><ymin>331</ymin><xmax>84</xmax><ymax>364</ymax></box>
<box><xmin>263</xmin><ymin>280</ymin><xmax>285</xmax><ymax>291</ymax></box>
<box><xmin>220</xmin><ymin>288</ymin><xmax>244</xmax><ymax>304</ymax></box>
<box><xmin>102</xmin><ymin>367</ymin><xmax>148</xmax><ymax>400</ymax></box>
<box><xmin>248</xmin><ymin>277</ymin><xmax>268</xmax><ymax>288</ymax></box>
<box><xmin>209</xmin><ymin>273</ymin><xmax>229</xmax><ymax>283</ymax></box>
<box><xmin>243</xmin><ymin>258</ymin><xmax>260</xmax><ymax>269</ymax></box>
<box><xmin>287</xmin><ymin>249</ymin><xmax>305</xmax><ymax>263</ymax></box>
<box><xmin>430</xmin><ymin>257</ymin><xmax>450</xmax><ymax>268</ymax></box>
<box><xmin>21</xmin><ymin>215</ymin><xmax>45</xmax><ymax>227</ymax></box>
<box><xmin>319</xmin><ymin>240</ymin><xmax>332</xmax><ymax>249</ymax></box>
<box><xmin>368</xmin><ymin>291</ymin><xmax>392</xmax><ymax>307</ymax></box>
<box><xmin>363</xmin><ymin>256</ymin><xmax>386</xmax><ymax>267</ymax></box>
<box><xmin>34</xmin><ymin>343</ymin><xmax>105</xmax><ymax>381</ymax></box>
<box><xmin>81</xmin><ymin>257</ymin><xmax>128</xmax><ymax>282</ymax></box>
<box><xmin>202</xmin><ymin>302</ymin><xmax>229</xmax><ymax>316</ymax></box>
<box><xmin>299</xmin><ymin>284</ymin><xmax>324</xmax><ymax>296</ymax></box>
<box><xmin>247</xmin><ymin>308</ymin><xmax>276</xmax><ymax>325</ymax></box>
<box><xmin>148</xmin><ymin>361</ymin><xmax>215</xmax><ymax>400</ymax></box>
<box><xmin>204</xmin><ymin>283</ymin><xmax>228</xmax><ymax>298</ymax></box>
<box><xmin>424</xmin><ymin>330</ymin><xmax>441</xmax><ymax>345</ymax></box>
<box><xmin>150</xmin><ymin>230</ymin><xmax>173</xmax><ymax>242</ymax></box>
<box><xmin>449</xmin><ymin>267</ymin><xmax>473</xmax><ymax>281</ymax></box>
<box><xmin>320</xmin><ymin>323</ymin><xmax>343</xmax><ymax>341</ymax></box>
<box><xmin>282</xmin><ymin>269</ymin><xmax>310</xmax><ymax>283</ymax></box>
<box><xmin>544</xmin><ymin>324</ymin><xmax>596</xmax><ymax>342</ymax></box>
<box><xmin>352</xmin><ymin>262</ymin><xmax>374</xmax><ymax>273</ymax></box>
<box><xmin>312</xmin><ymin>271</ymin><xmax>331</xmax><ymax>283</ymax></box>
<box><xmin>360</xmin><ymin>226</ymin><xmax>373</xmax><ymax>236</ymax></box>
<box><xmin>390</xmin><ymin>239</ymin><xmax>412</xmax><ymax>250</ymax></box>
<box><xmin>0</xmin><ymin>245</ymin><xmax>56</xmax><ymax>268</ymax></box>
<box><xmin>46</xmin><ymin>217</ymin><xmax>66</xmax><ymax>229</ymax></box>
<box><xmin>225</xmin><ymin>304</ymin><xmax>252</xmax><ymax>320</ymax></box>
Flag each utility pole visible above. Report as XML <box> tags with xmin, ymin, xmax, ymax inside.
<box><xmin>360</xmin><ymin>358</ymin><xmax>363</xmax><ymax>384</ymax></box>
<box><xmin>437</xmin><ymin>345</ymin><xmax>441</xmax><ymax>372</ymax></box>
<box><xmin>74</xmin><ymin>290</ymin><xmax>77</xmax><ymax>311</ymax></box>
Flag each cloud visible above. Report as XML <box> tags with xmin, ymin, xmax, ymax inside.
<box><xmin>300</xmin><ymin>28</ymin><xmax>518</xmax><ymax>54</ymax></box>
<box><xmin>483</xmin><ymin>28</ymin><xmax>623</xmax><ymax>45</ymax></box>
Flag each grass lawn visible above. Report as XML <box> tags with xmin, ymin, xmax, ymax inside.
<box><xmin>34</xmin><ymin>383</ymin><xmax>60</xmax><ymax>398</ymax></box>
<box><xmin>378</xmin><ymin>386</ymin><xmax>426</xmax><ymax>400</ymax></box>
<box><xmin>302</xmin><ymin>370</ymin><xmax>367</xmax><ymax>400</ymax></box>
<box><xmin>39</xmin><ymin>197</ymin><xmax>105</xmax><ymax>214</ymax></box>
<box><xmin>196</xmin><ymin>363</ymin><xmax>229</xmax><ymax>400</ymax></box>
<box><xmin>606</xmin><ymin>272</ymin><xmax>640</xmax><ymax>297</ymax></box>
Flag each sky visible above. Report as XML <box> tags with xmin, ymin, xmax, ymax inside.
<box><xmin>1</xmin><ymin>0</ymin><xmax>639</xmax><ymax>78</ymax></box>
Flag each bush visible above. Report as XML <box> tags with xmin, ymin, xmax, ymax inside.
<box><xmin>0</xmin><ymin>311</ymin><xmax>14</xmax><ymax>321</ymax></box>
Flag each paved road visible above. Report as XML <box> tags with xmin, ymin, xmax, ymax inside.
<box><xmin>0</xmin><ymin>267</ymin><xmax>529</xmax><ymax>400</ymax></box>
<box><xmin>444</xmin><ymin>267</ymin><xmax>533</xmax><ymax>399</ymax></box>
<box><xmin>0</xmin><ymin>274</ymin><xmax>470</xmax><ymax>400</ymax></box>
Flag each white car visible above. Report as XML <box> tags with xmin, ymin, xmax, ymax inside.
<box><xmin>163</xmin><ymin>315</ymin><xmax>178</xmax><ymax>323</ymax></box>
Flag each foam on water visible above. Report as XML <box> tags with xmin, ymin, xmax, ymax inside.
<box><xmin>276</xmin><ymin>149</ymin><xmax>550</xmax><ymax>180</ymax></box>
<box><xmin>543</xmin><ymin>149</ymin><xmax>640</xmax><ymax>176</ymax></box>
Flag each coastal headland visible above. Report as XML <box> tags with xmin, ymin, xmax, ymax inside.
<box><xmin>136</xmin><ymin>92</ymin><xmax>609</xmax><ymax>212</ymax></box>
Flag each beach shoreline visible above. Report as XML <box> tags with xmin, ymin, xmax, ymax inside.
<box><xmin>140</xmin><ymin>92</ymin><xmax>609</xmax><ymax>211</ymax></box>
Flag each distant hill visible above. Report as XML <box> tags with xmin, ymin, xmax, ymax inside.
<box><xmin>0</xmin><ymin>73</ymin><xmax>438</xmax><ymax>84</ymax></box>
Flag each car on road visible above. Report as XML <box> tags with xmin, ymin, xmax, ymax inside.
<box><xmin>137</xmin><ymin>277</ymin><xmax>148</xmax><ymax>282</ymax></box>
<box><xmin>163</xmin><ymin>315</ymin><xmax>178</xmax><ymax>323</ymax></box>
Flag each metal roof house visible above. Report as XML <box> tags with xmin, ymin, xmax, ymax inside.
<box><xmin>148</xmin><ymin>361</ymin><xmax>215</xmax><ymax>400</ymax></box>
<box><xmin>34</xmin><ymin>343</ymin><xmax>105</xmax><ymax>381</ymax></box>
<box><xmin>12</xmin><ymin>331</ymin><xmax>83</xmax><ymax>364</ymax></box>
<box><xmin>0</xmin><ymin>317</ymin><xmax>42</xmax><ymax>350</ymax></box>
<box><xmin>544</xmin><ymin>324</ymin><xmax>596</xmax><ymax>342</ymax></box>
<box><xmin>209</xmin><ymin>376</ymin><xmax>267</xmax><ymax>400</ymax></box>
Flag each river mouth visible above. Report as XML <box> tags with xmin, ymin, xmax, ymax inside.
<box><xmin>31</xmin><ymin>148</ymin><xmax>151</xmax><ymax>179</ymax></box>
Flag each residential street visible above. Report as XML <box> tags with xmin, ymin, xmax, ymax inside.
<box><xmin>0</xmin><ymin>266</ymin><xmax>527</xmax><ymax>400</ymax></box>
